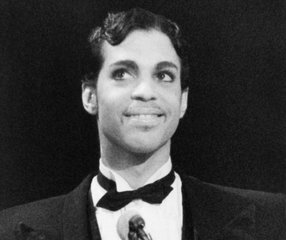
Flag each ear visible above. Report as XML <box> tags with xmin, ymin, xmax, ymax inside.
<box><xmin>82</xmin><ymin>82</ymin><xmax>97</xmax><ymax>115</ymax></box>
<box><xmin>180</xmin><ymin>88</ymin><xmax>189</xmax><ymax>118</ymax></box>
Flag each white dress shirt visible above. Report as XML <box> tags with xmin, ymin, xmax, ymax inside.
<box><xmin>90</xmin><ymin>158</ymin><xmax>183</xmax><ymax>240</ymax></box>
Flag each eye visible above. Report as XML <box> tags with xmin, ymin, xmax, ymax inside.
<box><xmin>112</xmin><ymin>69</ymin><xmax>130</xmax><ymax>81</ymax></box>
<box><xmin>156</xmin><ymin>71</ymin><xmax>175</xmax><ymax>82</ymax></box>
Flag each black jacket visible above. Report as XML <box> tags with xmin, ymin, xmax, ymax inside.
<box><xmin>0</xmin><ymin>174</ymin><xmax>285</xmax><ymax>240</ymax></box>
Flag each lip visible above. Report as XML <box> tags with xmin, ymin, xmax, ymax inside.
<box><xmin>124</xmin><ymin>115</ymin><xmax>164</xmax><ymax>128</ymax></box>
<box><xmin>123</xmin><ymin>108</ymin><xmax>165</xmax><ymax>127</ymax></box>
<box><xmin>126</xmin><ymin>114</ymin><xmax>163</xmax><ymax>120</ymax></box>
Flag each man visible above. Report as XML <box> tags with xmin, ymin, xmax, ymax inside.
<box><xmin>0</xmin><ymin>7</ymin><xmax>285</xmax><ymax>240</ymax></box>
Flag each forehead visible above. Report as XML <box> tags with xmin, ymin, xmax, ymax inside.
<box><xmin>100</xmin><ymin>29</ymin><xmax>181</xmax><ymax>68</ymax></box>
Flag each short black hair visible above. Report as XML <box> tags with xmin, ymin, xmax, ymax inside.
<box><xmin>83</xmin><ymin>7</ymin><xmax>190</xmax><ymax>90</ymax></box>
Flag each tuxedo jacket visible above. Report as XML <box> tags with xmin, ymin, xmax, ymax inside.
<box><xmin>0</xmin><ymin>173</ymin><xmax>285</xmax><ymax>240</ymax></box>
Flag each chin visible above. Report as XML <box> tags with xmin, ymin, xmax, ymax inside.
<box><xmin>122</xmin><ymin>138</ymin><xmax>168</xmax><ymax>155</ymax></box>
<box><xmin>128</xmin><ymin>146</ymin><xmax>158</xmax><ymax>155</ymax></box>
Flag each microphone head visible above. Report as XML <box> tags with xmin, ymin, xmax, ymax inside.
<box><xmin>129</xmin><ymin>214</ymin><xmax>145</xmax><ymax>232</ymax></box>
<box><xmin>117</xmin><ymin>210</ymin><xmax>143</xmax><ymax>240</ymax></box>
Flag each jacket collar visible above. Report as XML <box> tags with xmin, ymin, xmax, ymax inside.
<box><xmin>62</xmin><ymin>173</ymin><xmax>98</xmax><ymax>240</ymax></box>
<box><xmin>60</xmin><ymin>173</ymin><xmax>257</xmax><ymax>240</ymax></box>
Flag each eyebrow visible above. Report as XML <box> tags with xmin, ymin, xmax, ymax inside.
<box><xmin>155</xmin><ymin>61</ymin><xmax>179</xmax><ymax>71</ymax></box>
<box><xmin>110</xmin><ymin>60</ymin><xmax>138</xmax><ymax>71</ymax></box>
<box><xmin>109</xmin><ymin>60</ymin><xmax>179</xmax><ymax>72</ymax></box>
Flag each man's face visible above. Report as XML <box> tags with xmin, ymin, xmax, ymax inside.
<box><xmin>83</xmin><ymin>29</ymin><xmax>188</xmax><ymax>155</ymax></box>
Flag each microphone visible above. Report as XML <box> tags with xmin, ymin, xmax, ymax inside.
<box><xmin>117</xmin><ymin>211</ymin><xmax>153</xmax><ymax>240</ymax></box>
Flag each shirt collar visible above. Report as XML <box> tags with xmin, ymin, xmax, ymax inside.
<box><xmin>99</xmin><ymin>157</ymin><xmax>172</xmax><ymax>192</ymax></box>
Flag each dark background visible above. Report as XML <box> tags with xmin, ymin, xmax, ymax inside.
<box><xmin>1</xmin><ymin>0</ymin><xmax>286</xmax><ymax>210</ymax></box>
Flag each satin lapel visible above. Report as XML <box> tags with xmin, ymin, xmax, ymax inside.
<box><xmin>181</xmin><ymin>178</ymin><xmax>195</xmax><ymax>240</ymax></box>
<box><xmin>87</xmin><ymin>191</ymin><xmax>102</xmax><ymax>240</ymax></box>
<box><xmin>180</xmin><ymin>174</ymin><xmax>256</xmax><ymax>240</ymax></box>
<box><xmin>62</xmin><ymin>173</ymin><xmax>99</xmax><ymax>240</ymax></box>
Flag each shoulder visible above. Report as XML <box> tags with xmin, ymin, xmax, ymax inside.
<box><xmin>0</xmin><ymin>194</ymin><xmax>66</xmax><ymax>225</ymax></box>
<box><xmin>181</xmin><ymin>174</ymin><xmax>286</xmax><ymax>238</ymax></box>
<box><xmin>0</xmin><ymin>173</ymin><xmax>94</xmax><ymax>240</ymax></box>
<box><xmin>181</xmin><ymin>174</ymin><xmax>286</xmax><ymax>206</ymax></box>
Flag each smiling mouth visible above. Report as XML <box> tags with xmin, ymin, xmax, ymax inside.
<box><xmin>124</xmin><ymin>106</ymin><xmax>165</xmax><ymax>126</ymax></box>
<box><xmin>124</xmin><ymin>112</ymin><xmax>165</xmax><ymax>126</ymax></box>
<box><xmin>126</xmin><ymin>114</ymin><xmax>163</xmax><ymax>121</ymax></box>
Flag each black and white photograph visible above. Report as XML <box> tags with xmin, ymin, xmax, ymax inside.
<box><xmin>0</xmin><ymin>0</ymin><xmax>286</xmax><ymax>239</ymax></box>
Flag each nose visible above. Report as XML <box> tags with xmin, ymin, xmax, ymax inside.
<box><xmin>131</xmin><ymin>79</ymin><xmax>157</xmax><ymax>101</ymax></box>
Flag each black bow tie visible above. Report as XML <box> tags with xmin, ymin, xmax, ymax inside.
<box><xmin>96</xmin><ymin>170</ymin><xmax>175</xmax><ymax>211</ymax></box>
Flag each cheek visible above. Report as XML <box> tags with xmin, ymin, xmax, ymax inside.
<box><xmin>97</xmin><ymin>94</ymin><xmax>118</xmax><ymax>121</ymax></box>
<box><xmin>96</xmin><ymin>88</ymin><xmax>129</xmax><ymax>124</ymax></box>
<box><xmin>163</xmin><ymin>90</ymin><xmax>183</xmax><ymax>115</ymax></box>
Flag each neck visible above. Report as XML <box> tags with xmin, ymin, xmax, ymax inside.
<box><xmin>100</xmin><ymin>141</ymin><xmax>171</xmax><ymax>189</ymax></box>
